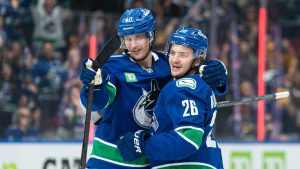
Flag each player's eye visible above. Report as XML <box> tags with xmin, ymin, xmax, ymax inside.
<box><xmin>169</xmin><ymin>50</ymin><xmax>176</xmax><ymax>56</ymax></box>
<box><xmin>178</xmin><ymin>52</ymin><xmax>189</xmax><ymax>58</ymax></box>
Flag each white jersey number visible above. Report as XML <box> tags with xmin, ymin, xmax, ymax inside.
<box><xmin>206</xmin><ymin>110</ymin><xmax>217</xmax><ymax>148</ymax></box>
<box><xmin>182</xmin><ymin>100</ymin><xmax>198</xmax><ymax>117</ymax></box>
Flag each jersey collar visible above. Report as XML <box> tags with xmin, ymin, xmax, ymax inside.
<box><xmin>152</xmin><ymin>52</ymin><xmax>159</xmax><ymax>62</ymax></box>
<box><xmin>128</xmin><ymin>51</ymin><xmax>159</xmax><ymax>63</ymax></box>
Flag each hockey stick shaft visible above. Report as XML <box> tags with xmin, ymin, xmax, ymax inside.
<box><xmin>80</xmin><ymin>35</ymin><xmax>120</xmax><ymax>169</ymax></box>
<box><xmin>80</xmin><ymin>83</ymin><xmax>94</xmax><ymax>169</ymax></box>
<box><xmin>217</xmin><ymin>91</ymin><xmax>289</xmax><ymax>108</ymax></box>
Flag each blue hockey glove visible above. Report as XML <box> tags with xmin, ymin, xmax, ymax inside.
<box><xmin>79</xmin><ymin>58</ymin><xmax>109</xmax><ymax>87</ymax></box>
<box><xmin>117</xmin><ymin>130</ymin><xmax>150</xmax><ymax>162</ymax></box>
<box><xmin>199</xmin><ymin>59</ymin><xmax>228</xmax><ymax>95</ymax></box>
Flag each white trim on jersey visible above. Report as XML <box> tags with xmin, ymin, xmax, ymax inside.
<box><xmin>152</xmin><ymin>162</ymin><xmax>217</xmax><ymax>169</ymax></box>
<box><xmin>175</xmin><ymin>131</ymin><xmax>199</xmax><ymax>150</ymax></box>
<box><xmin>104</xmin><ymin>81</ymin><xmax>117</xmax><ymax>108</ymax></box>
<box><xmin>111</xmin><ymin>54</ymin><xmax>125</xmax><ymax>58</ymax></box>
<box><xmin>152</xmin><ymin>52</ymin><xmax>159</xmax><ymax>61</ymax></box>
<box><xmin>80</xmin><ymin>99</ymin><xmax>101</xmax><ymax>123</ymax></box>
<box><xmin>94</xmin><ymin>137</ymin><xmax>117</xmax><ymax>148</ymax></box>
<box><xmin>175</xmin><ymin>126</ymin><xmax>204</xmax><ymax>133</ymax></box>
<box><xmin>90</xmin><ymin>155</ymin><xmax>150</xmax><ymax>168</ymax></box>
<box><xmin>174</xmin><ymin>126</ymin><xmax>204</xmax><ymax>150</ymax></box>
<box><xmin>91</xmin><ymin>138</ymin><xmax>150</xmax><ymax>168</ymax></box>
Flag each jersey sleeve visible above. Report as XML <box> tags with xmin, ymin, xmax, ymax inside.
<box><xmin>144</xmin><ymin>81</ymin><xmax>210</xmax><ymax>161</ymax></box>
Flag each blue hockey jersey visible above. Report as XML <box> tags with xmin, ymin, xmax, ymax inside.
<box><xmin>80</xmin><ymin>52</ymin><xmax>171</xmax><ymax>169</ymax></box>
<box><xmin>144</xmin><ymin>74</ymin><xmax>223</xmax><ymax>169</ymax></box>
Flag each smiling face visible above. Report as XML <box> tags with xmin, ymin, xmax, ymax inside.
<box><xmin>169</xmin><ymin>44</ymin><xmax>195</xmax><ymax>79</ymax></box>
<box><xmin>124</xmin><ymin>33</ymin><xmax>151</xmax><ymax>61</ymax></box>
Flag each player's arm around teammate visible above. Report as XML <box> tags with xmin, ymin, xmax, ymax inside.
<box><xmin>78</xmin><ymin>7</ymin><xmax>227</xmax><ymax>169</ymax></box>
<box><xmin>117</xmin><ymin>27</ymin><xmax>224</xmax><ymax>169</ymax></box>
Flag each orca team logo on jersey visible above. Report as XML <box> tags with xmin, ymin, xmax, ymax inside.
<box><xmin>150</xmin><ymin>112</ymin><xmax>159</xmax><ymax>131</ymax></box>
<box><xmin>133</xmin><ymin>80</ymin><xmax>160</xmax><ymax>128</ymax></box>
<box><xmin>124</xmin><ymin>72</ymin><xmax>138</xmax><ymax>82</ymax></box>
<box><xmin>176</xmin><ymin>78</ymin><xmax>196</xmax><ymax>89</ymax></box>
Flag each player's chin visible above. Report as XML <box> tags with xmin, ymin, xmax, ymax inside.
<box><xmin>131</xmin><ymin>53</ymin><xmax>145</xmax><ymax>60</ymax></box>
<box><xmin>171</xmin><ymin>71</ymin><xmax>183</xmax><ymax>79</ymax></box>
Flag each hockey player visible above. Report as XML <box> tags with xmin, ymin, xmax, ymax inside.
<box><xmin>117</xmin><ymin>27</ymin><xmax>223</xmax><ymax>169</ymax></box>
<box><xmin>80</xmin><ymin>8</ymin><xmax>226</xmax><ymax>169</ymax></box>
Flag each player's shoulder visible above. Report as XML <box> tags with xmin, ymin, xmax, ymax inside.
<box><xmin>107</xmin><ymin>53</ymin><xmax>127</xmax><ymax>62</ymax></box>
<box><xmin>153</xmin><ymin>51</ymin><xmax>167</xmax><ymax>57</ymax></box>
<box><xmin>153</xmin><ymin>51</ymin><xmax>168</xmax><ymax>61</ymax></box>
<box><xmin>103</xmin><ymin>53</ymin><xmax>129</xmax><ymax>69</ymax></box>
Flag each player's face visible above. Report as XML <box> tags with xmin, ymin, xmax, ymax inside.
<box><xmin>169</xmin><ymin>44</ymin><xmax>194</xmax><ymax>79</ymax></box>
<box><xmin>124</xmin><ymin>33</ymin><xmax>151</xmax><ymax>60</ymax></box>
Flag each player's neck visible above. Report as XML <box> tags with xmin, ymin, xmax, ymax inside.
<box><xmin>138</xmin><ymin>53</ymin><xmax>153</xmax><ymax>70</ymax></box>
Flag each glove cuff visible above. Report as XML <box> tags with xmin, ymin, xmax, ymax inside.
<box><xmin>93</xmin><ymin>68</ymin><xmax>103</xmax><ymax>85</ymax></box>
<box><xmin>199</xmin><ymin>65</ymin><xmax>206</xmax><ymax>77</ymax></box>
<box><xmin>213</xmin><ymin>84</ymin><xmax>228</xmax><ymax>97</ymax></box>
<box><xmin>134</xmin><ymin>130</ymin><xmax>150</xmax><ymax>154</ymax></box>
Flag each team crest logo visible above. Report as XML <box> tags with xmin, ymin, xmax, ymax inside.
<box><xmin>151</xmin><ymin>112</ymin><xmax>159</xmax><ymax>131</ymax></box>
<box><xmin>133</xmin><ymin>80</ymin><xmax>160</xmax><ymax>128</ymax></box>
<box><xmin>176</xmin><ymin>78</ymin><xmax>196</xmax><ymax>89</ymax></box>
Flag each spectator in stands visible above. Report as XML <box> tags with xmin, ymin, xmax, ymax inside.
<box><xmin>31</xmin><ymin>106</ymin><xmax>43</xmax><ymax>135</ymax></box>
<box><xmin>57</xmin><ymin>84</ymin><xmax>83</xmax><ymax>139</ymax></box>
<box><xmin>4</xmin><ymin>107</ymin><xmax>39</xmax><ymax>140</ymax></box>
<box><xmin>279</xmin><ymin>104</ymin><xmax>300</xmax><ymax>141</ymax></box>
<box><xmin>0</xmin><ymin>16</ymin><xmax>7</xmax><ymax>48</ymax></box>
<box><xmin>159</xmin><ymin>0</ymin><xmax>182</xmax><ymax>18</ymax></box>
<box><xmin>31</xmin><ymin>0</ymin><xmax>66</xmax><ymax>54</ymax></box>
<box><xmin>239</xmin><ymin>80</ymin><xmax>257</xmax><ymax>140</ymax></box>
<box><xmin>31</xmin><ymin>42</ymin><xmax>62</xmax><ymax>88</ymax></box>
<box><xmin>0</xmin><ymin>62</ymin><xmax>20</xmax><ymax>138</ymax></box>
<box><xmin>290</xmin><ymin>72</ymin><xmax>300</xmax><ymax>114</ymax></box>
<box><xmin>0</xmin><ymin>0</ymin><xmax>33</xmax><ymax>47</ymax></box>
<box><xmin>5</xmin><ymin>41</ymin><xmax>25</xmax><ymax>74</ymax></box>
<box><xmin>57</xmin><ymin>46</ymin><xmax>82</xmax><ymax>139</ymax></box>
<box><xmin>31</xmin><ymin>42</ymin><xmax>65</xmax><ymax>130</ymax></box>
<box><xmin>61</xmin><ymin>46</ymin><xmax>81</xmax><ymax>93</ymax></box>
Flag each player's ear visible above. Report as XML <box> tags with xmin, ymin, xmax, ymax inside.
<box><xmin>193</xmin><ymin>57</ymin><xmax>203</xmax><ymax>67</ymax></box>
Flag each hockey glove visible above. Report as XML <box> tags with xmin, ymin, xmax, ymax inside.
<box><xmin>199</xmin><ymin>59</ymin><xmax>228</xmax><ymax>95</ymax></box>
<box><xmin>117</xmin><ymin>130</ymin><xmax>150</xmax><ymax>162</ymax></box>
<box><xmin>79</xmin><ymin>58</ymin><xmax>109</xmax><ymax>87</ymax></box>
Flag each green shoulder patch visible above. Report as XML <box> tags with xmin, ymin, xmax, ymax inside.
<box><xmin>124</xmin><ymin>72</ymin><xmax>138</xmax><ymax>82</ymax></box>
<box><xmin>176</xmin><ymin>78</ymin><xmax>196</xmax><ymax>89</ymax></box>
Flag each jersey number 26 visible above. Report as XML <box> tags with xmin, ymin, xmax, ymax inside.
<box><xmin>182</xmin><ymin>100</ymin><xmax>198</xmax><ymax>117</ymax></box>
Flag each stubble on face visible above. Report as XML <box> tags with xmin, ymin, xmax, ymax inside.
<box><xmin>125</xmin><ymin>34</ymin><xmax>150</xmax><ymax>61</ymax></box>
<box><xmin>169</xmin><ymin>44</ymin><xmax>194</xmax><ymax>79</ymax></box>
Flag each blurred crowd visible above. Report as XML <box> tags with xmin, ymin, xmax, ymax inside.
<box><xmin>0</xmin><ymin>0</ymin><xmax>299</xmax><ymax>141</ymax></box>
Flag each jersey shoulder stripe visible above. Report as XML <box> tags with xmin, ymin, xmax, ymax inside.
<box><xmin>110</xmin><ymin>54</ymin><xmax>125</xmax><ymax>58</ymax></box>
<box><xmin>152</xmin><ymin>162</ymin><xmax>216</xmax><ymax>169</ymax></box>
<box><xmin>175</xmin><ymin>126</ymin><xmax>204</xmax><ymax>149</ymax></box>
<box><xmin>90</xmin><ymin>137</ymin><xmax>149</xmax><ymax>167</ymax></box>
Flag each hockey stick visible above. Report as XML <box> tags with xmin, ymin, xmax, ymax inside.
<box><xmin>217</xmin><ymin>91</ymin><xmax>289</xmax><ymax>108</ymax></box>
<box><xmin>80</xmin><ymin>34</ymin><xmax>121</xmax><ymax>169</ymax></box>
